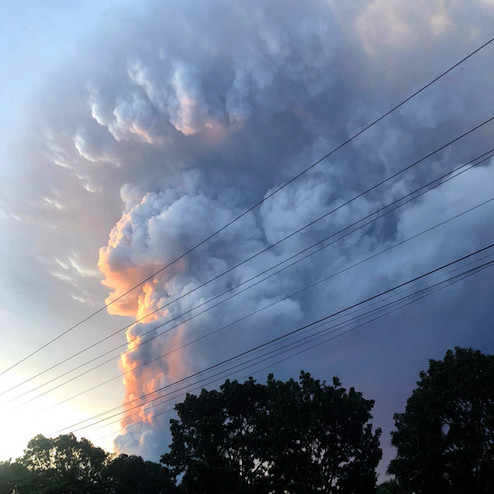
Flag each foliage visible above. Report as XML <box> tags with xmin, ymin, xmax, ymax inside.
<box><xmin>16</xmin><ymin>433</ymin><xmax>108</xmax><ymax>493</ymax></box>
<box><xmin>0</xmin><ymin>460</ymin><xmax>31</xmax><ymax>494</ymax></box>
<box><xmin>105</xmin><ymin>453</ymin><xmax>177</xmax><ymax>494</ymax></box>
<box><xmin>0</xmin><ymin>435</ymin><xmax>176</xmax><ymax>494</ymax></box>
<box><xmin>162</xmin><ymin>376</ymin><xmax>270</xmax><ymax>494</ymax></box>
<box><xmin>161</xmin><ymin>371</ymin><xmax>382</xmax><ymax>494</ymax></box>
<box><xmin>376</xmin><ymin>478</ymin><xmax>404</xmax><ymax>494</ymax></box>
<box><xmin>389</xmin><ymin>347</ymin><xmax>494</xmax><ymax>493</ymax></box>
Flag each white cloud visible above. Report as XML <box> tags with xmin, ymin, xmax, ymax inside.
<box><xmin>3</xmin><ymin>0</ymin><xmax>494</xmax><ymax>463</ymax></box>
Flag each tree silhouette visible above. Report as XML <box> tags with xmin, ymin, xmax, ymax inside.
<box><xmin>376</xmin><ymin>478</ymin><xmax>404</xmax><ymax>494</ymax></box>
<box><xmin>162</xmin><ymin>371</ymin><xmax>382</xmax><ymax>493</ymax></box>
<box><xmin>105</xmin><ymin>453</ymin><xmax>177</xmax><ymax>494</ymax></box>
<box><xmin>389</xmin><ymin>347</ymin><xmax>494</xmax><ymax>493</ymax></box>
<box><xmin>16</xmin><ymin>433</ymin><xmax>108</xmax><ymax>493</ymax></box>
<box><xmin>0</xmin><ymin>435</ymin><xmax>177</xmax><ymax>494</ymax></box>
<box><xmin>0</xmin><ymin>460</ymin><xmax>31</xmax><ymax>494</ymax></box>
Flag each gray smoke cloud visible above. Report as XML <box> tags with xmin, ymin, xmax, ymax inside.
<box><xmin>2</xmin><ymin>0</ymin><xmax>494</xmax><ymax>470</ymax></box>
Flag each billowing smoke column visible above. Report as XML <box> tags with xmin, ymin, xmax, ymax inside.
<box><xmin>92</xmin><ymin>0</ymin><xmax>354</xmax><ymax>456</ymax></box>
<box><xmin>5</xmin><ymin>0</ymin><xmax>489</xmax><ymax>460</ymax></box>
<box><xmin>89</xmin><ymin>0</ymin><xmax>494</xmax><ymax>459</ymax></box>
<box><xmin>97</xmin><ymin>168</ymin><xmax>311</xmax><ymax>456</ymax></box>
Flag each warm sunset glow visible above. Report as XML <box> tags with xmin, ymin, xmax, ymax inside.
<box><xmin>98</xmin><ymin>224</ymin><xmax>164</xmax><ymax>317</ymax></box>
<box><xmin>98</xmin><ymin>215</ymin><xmax>191</xmax><ymax>444</ymax></box>
<box><xmin>3</xmin><ymin>0</ymin><xmax>494</xmax><ymax>477</ymax></box>
<box><xmin>0</xmin><ymin>372</ymin><xmax>112</xmax><ymax>461</ymax></box>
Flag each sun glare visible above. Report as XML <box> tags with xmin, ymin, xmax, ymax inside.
<box><xmin>0</xmin><ymin>372</ymin><xmax>114</xmax><ymax>461</ymax></box>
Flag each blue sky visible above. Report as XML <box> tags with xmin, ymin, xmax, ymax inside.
<box><xmin>0</xmin><ymin>0</ymin><xmax>493</xmax><ymax>478</ymax></box>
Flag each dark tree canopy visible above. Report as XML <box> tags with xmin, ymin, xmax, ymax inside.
<box><xmin>0</xmin><ymin>435</ymin><xmax>175</xmax><ymax>494</ymax></box>
<box><xmin>162</xmin><ymin>371</ymin><xmax>382</xmax><ymax>494</ymax></box>
<box><xmin>389</xmin><ymin>347</ymin><xmax>494</xmax><ymax>494</ymax></box>
<box><xmin>105</xmin><ymin>453</ymin><xmax>177</xmax><ymax>494</ymax></box>
<box><xmin>162</xmin><ymin>376</ymin><xmax>272</xmax><ymax>494</ymax></box>
<box><xmin>0</xmin><ymin>460</ymin><xmax>30</xmax><ymax>494</ymax></box>
<box><xmin>16</xmin><ymin>433</ymin><xmax>108</xmax><ymax>494</ymax></box>
<box><xmin>376</xmin><ymin>478</ymin><xmax>404</xmax><ymax>494</ymax></box>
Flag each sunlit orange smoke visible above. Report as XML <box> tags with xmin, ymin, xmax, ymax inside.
<box><xmin>98</xmin><ymin>210</ymin><xmax>190</xmax><ymax>446</ymax></box>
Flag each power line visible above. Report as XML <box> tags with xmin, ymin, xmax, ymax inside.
<box><xmin>62</xmin><ymin>257</ymin><xmax>491</xmax><ymax>433</ymax></box>
<box><xmin>28</xmin><ymin>194</ymin><xmax>494</xmax><ymax>412</ymax></box>
<box><xmin>62</xmin><ymin>252</ymin><xmax>494</xmax><ymax>428</ymax></box>
<box><xmin>5</xmin><ymin>149</ymin><xmax>494</xmax><ymax>404</ymax></box>
<box><xmin>3</xmin><ymin>35</ymin><xmax>493</xmax><ymax>377</ymax></box>
<box><xmin>4</xmin><ymin>124</ymin><xmax>494</xmax><ymax>403</ymax></box>
<box><xmin>6</xmin><ymin>148</ymin><xmax>494</xmax><ymax>406</ymax></box>
<box><xmin>94</xmin><ymin>256</ymin><xmax>493</xmax><ymax>441</ymax></box>
<box><xmin>52</xmin><ymin>243</ymin><xmax>494</xmax><ymax>435</ymax></box>
<box><xmin>69</xmin><ymin>257</ymin><xmax>494</xmax><ymax>438</ymax></box>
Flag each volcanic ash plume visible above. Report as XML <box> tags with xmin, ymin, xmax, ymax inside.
<box><xmin>90</xmin><ymin>0</ymin><xmax>494</xmax><ymax>460</ymax></box>
<box><xmin>97</xmin><ymin>171</ymin><xmax>304</xmax><ymax>457</ymax></box>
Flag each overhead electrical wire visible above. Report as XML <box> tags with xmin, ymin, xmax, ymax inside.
<box><xmin>77</xmin><ymin>257</ymin><xmax>494</xmax><ymax>437</ymax></box>
<box><xmin>5</xmin><ymin>147</ymin><xmax>494</xmax><ymax>406</ymax></box>
<box><xmin>25</xmin><ymin>193</ymin><xmax>494</xmax><ymax>412</ymax></box>
<box><xmin>6</xmin><ymin>145</ymin><xmax>494</xmax><ymax>407</ymax></box>
<box><xmin>3</xmin><ymin>120</ymin><xmax>494</xmax><ymax>404</ymax></box>
<box><xmin>2</xmin><ymin>35</ymin><xmax>493</xmax><ymax>377</ymax></box>
<box><xmin>51</xmin><ymin>242</ymin><xmax>494</xmax><ymax>435</ymax></box>
<box><xmin>94</xmin><ymin>254</ymin><xmax>494</xmax><ymax>441</ymax></box>
<box><xmin>64</xmin><ymin>256</ymin><xmax>494</xmax><ymax>438</ymax></box>
<box><xmin>45</xmin><ymin>254</ymin><xmax>494</xmax><ymax>420</ymax></box>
